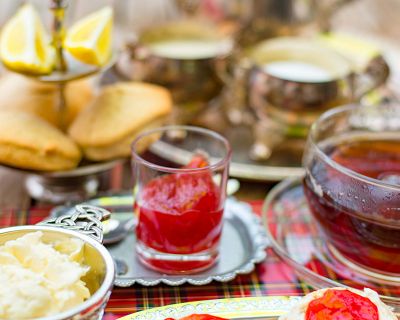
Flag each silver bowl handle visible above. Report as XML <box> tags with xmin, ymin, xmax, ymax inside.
<box><xmin>38</xmin><ymin>205</ymin><xmax>111</xmax><ymax>243</ymax></box>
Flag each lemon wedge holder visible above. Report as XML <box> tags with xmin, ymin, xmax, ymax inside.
<box><xmin>3</xmin><ymin>0</ymin><xmax>115</xmax><ymax>130</ymax></box>
<box><xmin>0</xmin><ymin>0</ymin><xmax>119</xmax><ymax>204</ymax></box>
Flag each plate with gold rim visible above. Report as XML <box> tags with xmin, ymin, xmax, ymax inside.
<box><xmin>117</xmin><ymin>296</ymin><xmax>301</xmax><ymax>320</ymax></box>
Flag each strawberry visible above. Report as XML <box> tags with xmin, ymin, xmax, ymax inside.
<box><xmin>184</xmin><ymin>153</ymin><xmax>209</xmax><ymax>169</ymax></box>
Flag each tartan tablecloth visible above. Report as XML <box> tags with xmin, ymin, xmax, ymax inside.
<box><xmin>0</xmin><ymin>201</ymin><xmax>313</xmax><ymax>320</ymax></box>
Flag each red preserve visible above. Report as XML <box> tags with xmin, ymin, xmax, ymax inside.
<box><xmin>306</xmin><ymin>289</ymin><xmax>379</xmax><ymax>320</ymax></box>
<box><xmin>136</xmin><ymin>154</ymin><xmax>224</xmax><ymax>272</ymax></box>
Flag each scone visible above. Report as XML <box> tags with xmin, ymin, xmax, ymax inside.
<box><xmin>68</xmin><ymin>82</ymin><xmax>172</xmax><ymax>161</ymax></box>
<box><xmin>279</xmin><ymin>287</ymin><xmax>397</xmax><ymax>320</ymax></box>
<box><xmin>0</xmin><ymin>73</ymin><xmax>93</xmax><ymax>128</ymax></box>
<box><xmin>0</xmin><ymin>111</ymin><xmax>81</xmax><ymax>171</ymax></box>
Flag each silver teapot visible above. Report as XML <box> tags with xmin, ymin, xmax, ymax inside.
<box><xmin>175</xmin><ymin>0</ymin><xmax>356</xmax><ymax>46</ymax></box>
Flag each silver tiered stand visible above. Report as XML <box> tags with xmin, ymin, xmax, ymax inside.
<box><xmin>1</xmin><ymin>0</ymin><xmax>121</xmax><ymax>203</ymax></box>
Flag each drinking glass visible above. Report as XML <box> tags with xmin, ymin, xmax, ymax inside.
<box><xmin>131</xmin><ymin>126</ymin><xmax>231</xmax><ymax>274</ymax></box>
<box><xmin>302</xmin><ymin>102</ymin><xmax>400</xmax><ymax>275</ymax></box>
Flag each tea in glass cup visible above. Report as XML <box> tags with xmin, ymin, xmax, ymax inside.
<box><xmin>303</xmin><ymin>103</ymin><xmax>400</xmax><ymax>275</ymax></box>
<box><xmin>131</xmin><ymin>126</ymin><xmax>231</xmax><ymax>274</ymax></box>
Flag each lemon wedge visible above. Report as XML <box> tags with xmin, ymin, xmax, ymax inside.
<box><xmin>0</xmin><ymin>4</ymin><xmax>55</xmax><ymax>74</ymax></box>
<box><xmin>64</xmin><ymin>6</ymin><xmax>113</xmax><ymax>66</ymax></box>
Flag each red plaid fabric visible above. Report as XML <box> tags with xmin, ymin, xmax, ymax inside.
<box><xmin>2</xmin><ymin>166</ymin><xmax>399</xmax><ymax>319</ymax></box>
<box><xmin>0</xmin><ymin>200</ymin><xmax>312</xmax><ymax>319</ymax></box>
<box><xmin>16</xmin><ymin>193</ymin><xmax>398</xmax><ymax>319</ymax></box>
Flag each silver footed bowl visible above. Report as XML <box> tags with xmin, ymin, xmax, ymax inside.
<box><xmin>0</xmin><ymin>205</ymin><xmax>115</xmax><ymax>320</ymax></box>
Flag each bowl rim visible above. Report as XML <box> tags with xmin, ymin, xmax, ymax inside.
<box><xmin>0</xmin><ymin>225</ymin><xmax>115</xmax><ymax>320</ymax></box>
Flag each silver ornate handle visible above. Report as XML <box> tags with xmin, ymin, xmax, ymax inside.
<box><xmin>353</xmin><ymin>55</ymin><xmax>390</xmax><ymax>100</ymax></box>
<box><xmin>39</xmin><ymin>205</ymin><xmax>111</xmax><ymax>243</ymax></box>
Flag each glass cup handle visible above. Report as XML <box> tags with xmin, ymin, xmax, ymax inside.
<box><xmin>38</xmin><ymin>205</ymin><xmax>111</xmax><ymax>243</ymax></box>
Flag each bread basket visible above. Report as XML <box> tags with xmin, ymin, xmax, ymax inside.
<box><xmin>0</xmin><ymin>205</ymin><xmax>115</xmax><ymax>320</ymax></box>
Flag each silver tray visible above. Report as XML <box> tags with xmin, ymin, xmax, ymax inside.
<box><xmin>149</xmin><ymin>125</ymin><xmax>305</xmax><ymax>182</ymax></box>
<box><xmin>193</xmin><ymin>105</ymin><xmax>306</xmax><ymax>181</ymax></box>
<box><xmin>51</xmin><ymin>194</ymin><xmax>269</xmax><ymax>287</ymax></box>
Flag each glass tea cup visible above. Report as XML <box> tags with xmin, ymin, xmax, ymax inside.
<box><xmin>131</xmin><ymin>126</ymin><xmax>232</xmax><ymax>274</ymax></box>
<box><xmin>302</xmin><ymin>103</ymin><xmax>400</xmax><ymax>275</ymax></box>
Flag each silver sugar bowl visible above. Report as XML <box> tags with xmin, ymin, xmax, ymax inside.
<box><xmin>222</xmin><ymin>37</ymin><xmax>389</xmax><ymax>160</ymax></box>
<box><xmin>116</xmin><ymin>20</ymin><xmax>233</xmax><ymax>125</ymax></box>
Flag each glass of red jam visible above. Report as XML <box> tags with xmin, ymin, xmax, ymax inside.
<box><xmin>303</xmin><ymin>103</ymin><xmax>400</xmax><ymax>275</ymax></box>
<box><xmin>131</xmin><ymin>126</ymin><xmax>231</xmax><ymax>274</ymax></box>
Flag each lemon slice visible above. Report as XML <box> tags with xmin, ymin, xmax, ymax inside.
<box><xmin>0</xmin><ymin>4</ymin><xmax>55</xmax><ymax>74</ymax></box>
<box><xmin>64</xmin><ymin>6</ymin><xmax>113</xmax><ymax>66</ymax></box>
